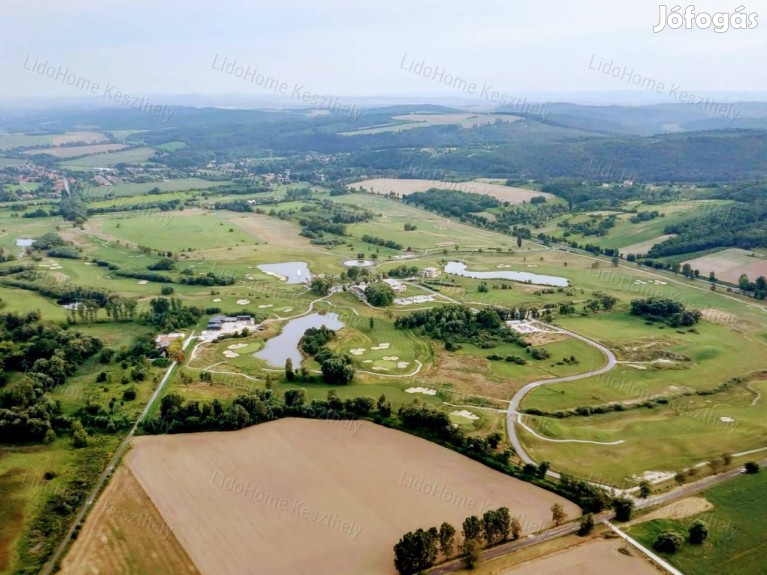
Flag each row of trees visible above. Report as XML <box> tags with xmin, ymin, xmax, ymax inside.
<box><xmin>393</xmin><ymin>507</ymin><xmax>517</xmax><ymax>574</ymax></box>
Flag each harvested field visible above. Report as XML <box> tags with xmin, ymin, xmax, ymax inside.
<box><xmin>24</xmin><ymin>143</ymin><xmax>128</xmax><ymax>158</ymax></box>
<box><xmin>684</xmin><ymin>248</ymin><xmax>767</xmax><ymax>284</ymax></box>
<box><xmin>61</xmin><ymin>466</ymin><xmax>199</xmax><ymax>575</ymax></box>
<box><xmin>341</xmin><ymin>113</ymin><xmax>521</xmax><ymax>134</ymax></box>
<box><xmin>126</xmin><ymin>419</ymin><xmax>578</xmax><ymax>575</ymax></box>
<box><xmin>620</xmin><ymin>234</ymin><xmax>677</xmax><ymax>256</ymax></box>
<box><xmin>495</xmin><ymin>537</ymin><xmax>657</xmax><ymax>575</ymax></box>
<box><xmin>348</xmin><ymin>178</ymin><xmax>553</xmax><ymax>204</ymax></box>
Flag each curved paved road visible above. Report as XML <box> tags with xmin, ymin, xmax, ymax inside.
<box><xmin>505</xmin><ymin>324</ymin><xmax>617</xmax><ymax>471</ymax></box>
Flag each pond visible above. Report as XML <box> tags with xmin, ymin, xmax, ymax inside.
<box><xmin>257</xmin><ymin>262</ymin><xmax>311</xmax><ymax>284</ymax></box>
<box><xmin>16</xmin><ymin>238</ymin><xmax>35</xmax><ymax>247</ymax></box>
<box><xmin>444</xmin><ymin>261</ymin><xmax>569</xmax><ymax>287</ymax></box>
<box><xmin>255</xmin><ymin>312</ymin><xmax>345</xmax><ymax>367</ymax></box>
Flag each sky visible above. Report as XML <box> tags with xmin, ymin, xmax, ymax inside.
<box><xmin>1</xmin><ymin>0</ymin><xmax>765</xmax><ymax>105</ymax></box>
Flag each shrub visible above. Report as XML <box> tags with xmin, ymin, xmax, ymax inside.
<box><xmin>653</xmin><ymin>531</ymin><xmax>683</xmax><ymax>554</ymax></box>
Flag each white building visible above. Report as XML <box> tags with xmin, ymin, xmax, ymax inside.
<box><xmin>421</xmin><ymin>267</ymin><xmax>441</xmax><ymax>279</ymax></box>
<box><xmin>382</xmin><ymin>278</ymin><xmax>406</xmax><ymax>292</ymax></box>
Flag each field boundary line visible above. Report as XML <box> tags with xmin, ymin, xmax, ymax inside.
<box><xmin>517</xmin><ymin>414</ymin><xmax>625</xmax><ymax>445</ymax></box>
<box><xmin>605</xmin><ymin>521</ymin><xmax>684</xmax><ymax>575</ymax></box>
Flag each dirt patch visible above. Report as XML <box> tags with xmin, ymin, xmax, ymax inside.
<box><xmin>620</xmin><ymin>234</ymin><xmax>677</xmax><ymax>257</ymax></box>
<box><xmin>496</xmin><ymin>537</ymin><xmax>657</xmax><ymax>575</ymax></box>
<box><xmin>525</xmin><ymin>331</ymin><xmax>569</xmax><ymax>346</ymax></box>
<box><xmin>126</xmin><ymin>419</ymin><xmax>578</xmax><ymax>575</ymax></box>
<box><xmin>61</xmin><ymin>466</ymin><xmax>199</xmax><ymax>575</ymax></box>
<box><xmin>429</xmin><ymin>352</ymin><xmax>511</xmax><ymax>400</ymax></box>
<box><xmin>613</xmin><ymin>338</ymin><xmax>689</xmax><ymax>363</ymax></box>
<box><xmin>633</xmin><ymin>496</ymin><xmax>713</xmax><ymax>524</ymax></box>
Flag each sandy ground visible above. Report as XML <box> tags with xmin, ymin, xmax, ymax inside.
<box><xmin>126</xmin><ymin>419</ymin><xmax>578</xmax><ymax>575</ymax></box>
<box><xmin>494</xmin><ymin>537</ymin><xmax>658</xmax><ymax>575</ymax></box>
<box><xmin>631</xmin><ymin>496</ymin><xmax>713</xmax><ymax>524</ymax></box>
<box><xmin>684</xmin><ymin>248</ymin><xmax>767</xmax><ymax>284</ymax></box>
<box><xmin>348</xmin><ymin>178</ymin><xmax>553</xmax><ymax>204</ymax></box>
<box><xmin>620</xmin><ymin>234</ymin><xmax>677</xmax><ymax>256</ymax></box>
<box><xmin>61</xmin><ymin>466</ymin><xmax>199</xmax><ymax>575</ymax></box>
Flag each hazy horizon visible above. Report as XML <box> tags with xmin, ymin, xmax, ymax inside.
<box><xmin>2</xmin><ymin>0</ymin><xmax>764</xmax><ymax>108</ymax></box>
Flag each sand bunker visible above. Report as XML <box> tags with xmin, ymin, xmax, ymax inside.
<box><xmin>212</xmin><ymin>298</ymin><xmax>223</xmax><ymax>302</ymax></box>
<box><xmin>371</xmin><ymin>343</ymin><xmax>391</xmax><ymax>350</ymax></box>
<box><xmin>257</xmin><ymin>304</ymin><xmax>273</xmax><ymax>309</ymax></box>
<box><xmin>350</xmin><ymin>348</ymin><xmax>366</xmax><ymax>356</ymax></box>
<box><xmin>382</xmin><ymin>356</ymin><xmax>399</xmax><ymax>361</ymax></box>
<box><xmin>406</xmin><ymin>387</ymin><xmax>437</xmax><ymax>396</ymax></box>
<box><xmin>372</xmin><ymin>367</ymin><xmax>390</xmax><ymax>371</ymax></box>
<box><xmin>137</xmin><ymin>280</ymin><xmax>149</xmax><ymax>285</ymax></box>
<box><xmin>228</xmin><ymin>343</ymin><xmax>248</xmax><ymax>350</ymax></box>
<box><xmin>451</xmin><ymin>410</ymin><xmax>479</xmax><ymax>421</ymax></box>
<box><xmin>720</xmin><ymin>416</ymin><xmax>735</xmax><ymax>423</ymax></box>
<box><xmin>236</xmin><ymin>299</ymin><xmax>251</xmax><ymax>305</ymax></box>
<box><xmin>397</xmin><ymin>362</ymin><xmax>410</xmax><ymax>368</ymax></box>
<box><xmin>223</xmin><ymin>350</ymin><xmax>240</xmax><ymax>358</ymax></box>
<box><xmin>363</xmin><ymin>360</ymin><xmax>373</xmax><ymax>364</ymax></box>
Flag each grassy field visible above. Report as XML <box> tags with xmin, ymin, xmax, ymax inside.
<box><xmin>60</xmin><ymin>147</ymin><xmax>157</xmax><ymax>170</ymax></box>
<box><xmin>538</xmin><ymin>200</ymin><xmax>731</xmax><ymax>252</ymax></box>
<box><xmin>89</xmin><ymin>177</ymin><xmax>227</xmax><ymax>198</ymax></box>
<box><xmin>627</xmin><ymin>471</ymin><xmax>767</xmax><ymax>574</ymax></box>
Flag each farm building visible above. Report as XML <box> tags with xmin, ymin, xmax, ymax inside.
<box><xmin>154</xmin><ymin>333</ymin><xmax>185</xmax><ymax>349</ymax></box>
<box><xmin>421</xmin><ymin>267</ymin><xmax>441</xmax><ymax>279</ymax></box>
<box><xmin>382</xmin><ymin>278</ymin><xmax>406</xmax><ymax>292</ymax></box>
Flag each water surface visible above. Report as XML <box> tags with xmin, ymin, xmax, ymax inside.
<box><xmin>255</xmin><ymin>312</ymin><xmax>345</xmax><ymax>367</ymax></box>
<box><xmin>444</xmin><ymin>261</ymin><xmax>568</xmax><ymax>287</ymax></box>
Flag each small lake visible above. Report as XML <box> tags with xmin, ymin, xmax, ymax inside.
<box><xmin>16</xmin><ymin>238</ymin><xmax>35</xmax><ymax>247</ymax></box>
<box><xmin>257</xmin><ymin>262</ymin><xmax>311</xmax><ymax>284</ymax></box>
<box><xmin>444</xmin><ymin>261</ymin><xmax>569</xmax><ymax>287</ymax></box>
<box><xmin>255</xmin><ymin>312</ymin><xmax>345</xmax><ymax>367</ymax></box>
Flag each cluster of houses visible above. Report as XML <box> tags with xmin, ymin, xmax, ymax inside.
<box><xmin>206</xmin><ymin>314</ymin><xmax>255</xmax><ymax>331</ymax></box>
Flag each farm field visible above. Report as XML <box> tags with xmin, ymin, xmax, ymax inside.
<box><xmin>60</xmin><ymin>147</ymin><xmax>157</xmax><ymax>169</ymax></box>
<box><xmin>126</xmin><ymin>419</ymin><xmax>579</xmax><ymax>575</ymax></box>
<box><xmin>340</xmin><ymin>113</ymin><xmax>521</xmax><ymax>135</ymax></box>
<box><xmin>476</xmin><ymin>537</ymin><xmax>657</xmax><ymax>575</ymax></box>
<box><xmin>332</xmin><ymin>193</ymin><xmax>533</xmax><ymax>250</ymax></box>
<box><xmin>60</xmin><ymin>466</ymin><xmax>199</xmax><ymax>575</ymax></box>
<box><xmin>627</xmin><ymin>471</ymin><xmax>767</xmax><ymax>575</ymax></box>
<box><xmin>25</xmin><ymin>143</ymin><xmax>128</xmax><ymax>158</ymax></box>
<box><xmin>347</xmin><ymin>179</ymin><xmax>552</xmax><ymax>204</ymax></box>
<box><xmin>683</xmin><ymin>248</ymin><xmax>767</xmax><ymax>284</ymax></box>
<box><xmin>89</xmin><ymin>177</ymin><xmax>228</xmax><ymax>198</ymax></box>
<box><xmin>0</xmin><ymin>131</ymin><xmax>107</xmax><ymax>150</ymax></box>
